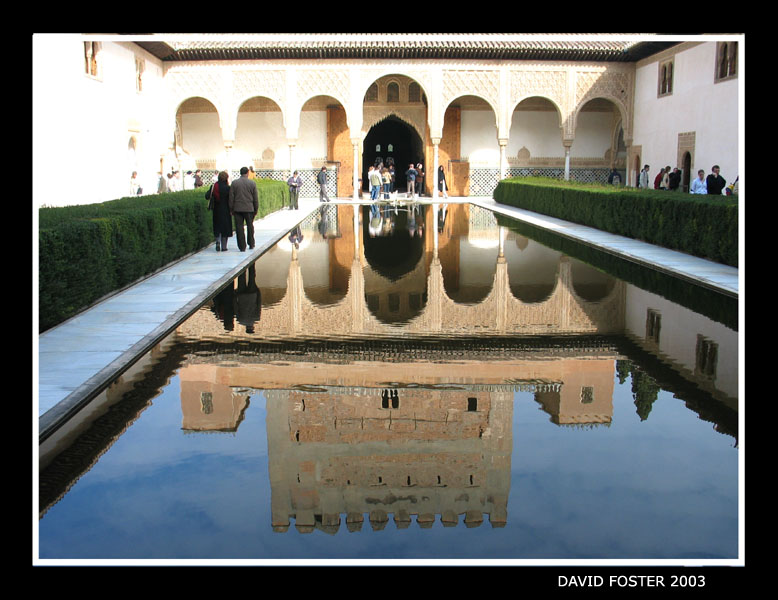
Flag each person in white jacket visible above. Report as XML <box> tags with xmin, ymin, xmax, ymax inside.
<box><xmin>690</xmin><ymin>170</ymin><xmax>707</xmax><ymax>194</ymax></box>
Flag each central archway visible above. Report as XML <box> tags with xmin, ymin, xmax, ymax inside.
<box><xmin>362</xmin><ymin>116</ymin><xmax>423</xmax><ymax>192</ymax></box>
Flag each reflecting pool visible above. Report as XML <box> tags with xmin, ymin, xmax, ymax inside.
<box><xmin>38</xmin><ymin>203</ymin><xmax>739</xmax><ymax>562</ymax></box>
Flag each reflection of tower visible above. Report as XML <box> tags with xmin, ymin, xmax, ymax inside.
<box><xmin>265</xmin><ymin>389</ymin><xmax>512</xmax><ymax>533</ymax></box>
<box><xmin>533</xmin><ymin>359</ymin><xmax>615</xmax><ymax>426</ymax></box>
<box><xmin>180</xmin><ymin>365</ymin><xmax>251</xmax><ymax>431</ymax></box>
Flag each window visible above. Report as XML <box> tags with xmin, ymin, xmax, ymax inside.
<box><xmin>387</xmin><ymin>82</ymin><xmax>399</xmax><ymax>102</ymax></box>
<box><xmin>200</xmin><ymin>392</ymin><xmax>213</xmax><ymax>414</ymax></box>
<box><xmin>409</xmin><ymin>82</ymin><xmax>421</xmax><ymax>102</ymax></box>
<box><xmin>715</xmin><ymin>42</ymin><xmax>738</xmax><ymax>82</ymax></box>
<box><xmin>646</xmin><ymin>309</ymin><xmax>661</xmax><ymax>343</ymax></box>
<box><xmin>695</xmin><ymin>335</ymin><xmax>718</xmax><ymax>378</ymax></box>
<box><xmin>84</xmin><ymin>41</ymin><xmax>101</xmax><ymax>78</ymax></box>
<box><xmin>365</xmin><ymin>83</ymin><xmax>378</xmax><ymax>102</ymax></box>
<box><xmin>580</xmin><ymin>387</ymin><xmax>594</xmax><ymax>404</ymax></box>
<box><xmin>658</xmin><ymin>59</ymin><xmax>674</xmax><ymax>97</ymax></box>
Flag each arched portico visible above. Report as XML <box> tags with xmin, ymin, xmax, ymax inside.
<box><xmin>160</xmin><ymin>58</ymin><xmax>637</xmax><ymax>196</ymax></box>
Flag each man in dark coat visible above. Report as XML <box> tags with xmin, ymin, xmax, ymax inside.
<box><xmin>706</xmin><ymin>165</ymin><xmax>726</xmax><ymax>195</ymax></box>
<box><xmin>229</xmin><ymin>166</ymin><xmax>259</xmax><ymax>251</ymax></box>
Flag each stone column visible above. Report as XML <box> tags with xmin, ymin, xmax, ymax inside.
<box><xmin>352</xmin><ymin>139</ymin><xmax>361</xmax><ymax>201</ymax></box>
<box><xmin>432</xmin><ymin>138</ymin><xmax>441</xmax><ymax>199</ymax></box>
<box><xmin>498</xmin><ymin>138</ymin><xmax>508</xmax><ymax>180</ymax></box>
<box><xmin>563</xmin><ymin>141</ymin><xmax>573</xmax><ymax>181</ymax></box>
<box><xmin>287</xmin><ymin>140</ymin><xmax>297</xmax><ymax>177</ymax></box>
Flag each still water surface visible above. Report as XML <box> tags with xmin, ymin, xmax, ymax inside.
<box><xmin>38</xmin><ymin>203</ymin><xmax>739</xmax><ymax>562</ymax></box>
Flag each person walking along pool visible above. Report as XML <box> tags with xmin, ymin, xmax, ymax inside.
<box><xmin>206</xmin><ymin>171</ymin><xmax>232</xmax><ymax>251</ymax></box>
<box><xmin>288</xmin><ymin>170</ymin><xmax>302</xmax><ymax>209</ymax></box>
<box><xmin>229</xmin><ymin>166</ymin><xmax>258</xmax><ymax>252</ymax></box>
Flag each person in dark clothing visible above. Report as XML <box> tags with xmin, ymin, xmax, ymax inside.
<box><xmin>206</xmin><ymin>171</ymin><xmax>233</xmax><ymax>251</ymax></box>
<box><xmin>706</xmin><ymin>165</ymin><xmax>726</xmax><ymax>195</ymax></box>
<box><xmin>668</xmin><ymin>167</ymin><xmax>681</xmax><ymax>191</ymax></box>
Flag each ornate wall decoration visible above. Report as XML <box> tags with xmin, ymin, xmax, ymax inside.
<box><xmin>441</xmin><ymin>69</ymin><xmax>500</xmax><ymax>117</ymax></box>
<box><xmin>296</xmin><ymin>68</ymin><xmax>350</xmax><ymax>110</ymax></box>
<box><xmin>571</xmin><ymin>68</ymin><xmax>633</xmax><ymax>139</ymax></box>
<box><xmin>232</xmin><ymin>70</ymin><xmax>286</xmax><ymax>113</ymax></box>
<box><xmin>509</xmin><ymin>69</ymin><xmax>567</xmax><ymax>113</ymax></box>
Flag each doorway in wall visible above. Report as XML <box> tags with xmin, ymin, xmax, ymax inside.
<box><xmin>682</xmin><ymin>151</ymin><xmax>692</xmax><ymax>192</ymax></box>
<box><xmin>362</xmin><ymin>116</ymin><xmax>424</xmax><ymax>192</ymax></box>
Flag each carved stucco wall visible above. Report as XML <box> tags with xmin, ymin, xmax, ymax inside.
<box><xmin>163</xmin><ymin>60</ymin><xmax>635</xmax><ymax>153</ymax></box>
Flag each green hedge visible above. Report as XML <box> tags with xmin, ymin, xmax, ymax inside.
<box><xmin>38</xmin><ymin>180</ymin><xmax>289</xmax><ymax>332</ymax></box>
<box><xmin>493</xmin><ymin>177</ymin><xmax>738</xmax><ymax>267</ymax></box>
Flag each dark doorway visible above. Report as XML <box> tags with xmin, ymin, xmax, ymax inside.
<box><xmin>362</xmin><ymin>116</ymin><xmax>423</xmax><ymax>192</ymax></box>
<box><xmin>682</xmin><ymin>151</ymin><xmax>691</xmax><ymax>193</ymax></box>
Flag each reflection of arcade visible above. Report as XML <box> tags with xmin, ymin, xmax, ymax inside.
<box><xmin>178</xmin><ymin>350</ymin><xmax>618</xmax><ymax>533</ymax></box>
<box><xmin>181</xmin><ymin>203</ymin><xmax>624</xmax><ymax>339</ymax></box>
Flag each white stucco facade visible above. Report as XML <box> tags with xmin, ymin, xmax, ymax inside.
<box><xmin>33</xmin><ymin>34</ymin><xmax>743</xmax><ymax>207</ymax></box>
<box><xmin>631</xmin><ymin>41</ymin><xmax>741</xmax><ymax>187</ymax></box>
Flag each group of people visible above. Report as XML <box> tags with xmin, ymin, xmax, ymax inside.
<box><xmin>638</xmin><ymin>164</ymin><xmax>737</xmax><ymax>195</ymax></box>
<box><xmin>204</xmin><ymin>166</ymin><xmax>259</xmax><ymax>253</ymax></box>
<box><xmin>366</xmin><ymin>162</ymin><xmax>449</xmax><ymax>200</ymax></box>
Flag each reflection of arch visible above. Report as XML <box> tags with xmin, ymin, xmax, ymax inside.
<box><xmin>362</xmin><ymin>205</ymin><xmax>426</xmax><ymax>282</ymax></box>
<box><xmin>505</xmin><ymin>235</ymin><xmax>559</xmax><ymax>303</ymax></box>
<box><xmin>570</xmin><ymin>260</ymin><xmax>616</xmax><ymax>302</ymax></box>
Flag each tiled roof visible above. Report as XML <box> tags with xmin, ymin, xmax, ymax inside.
<box><xmin>132</xmin><ymin>34</ymin><xmax>680</xmax><ymax>62</ymax></box>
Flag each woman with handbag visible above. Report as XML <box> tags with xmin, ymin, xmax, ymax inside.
<box><xmin>206</xmin><ymin>171</ymin><xmax>233</xmax><ymax>251</ymax></box>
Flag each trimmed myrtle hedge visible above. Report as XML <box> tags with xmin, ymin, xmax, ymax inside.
<box><xmin>493</xmin><ymin>177</ymin><xmax>738</xmax><ymax>267</ymax></box>
<box><xmin>39</xmin><ymin>180</ymin><xmax>289</xmax><ymax>332</ymax></box>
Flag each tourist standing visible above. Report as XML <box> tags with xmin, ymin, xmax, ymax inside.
<box><xmin>438</xmin><ymin>165</ymin><xmax>449</xmax><ymax>198</ymax></box>
<box><xmin>382</xmin><ymin>167</ymin><xmax>391</xmax><ymax>200</ymax></box>
<box><xmin>668</xmin><ymin>167</ymin><xmax>681</xmax><ymax>191</ymax></box>
<box><xmin>416</xmin><ymin>163</ymin><xmax>425</xmax><ymax>197</ymax></box>
<box><xmin>607</xmin><ymin>168</ymin><xmax>621</xmax><ymax>185</ymax></box>
<box><xmin>639</xmin><ymin>165</ymin><xmax>650</xmax><ymax>189</ymax></box>
<box><xmin>287</xmin><ymin>170</ymin><xmax>302</xmax><ymax>210</ymax></box>
<box><xmin>317</xmin><ymin>166</ymin><xmax>330</xmax><ymax>202</ymax></box>
<box><xmin>690</xmin><ymin>170</ymin><xmax>707</xmax><ymax>194</ymax></box>
<box><xmin>406</xmin><ymin>163</ymin><xmax>418</xmax><ymax>198</ymax></box>
<box><xmin>130</xmin><ymin>171</ymin><xmax>141</xmax><ymax>196</ymax></box>
<box><xmin>389</xmin><ymin>164</ymin><xmax>396</xmax><ymax>193</ymax></box>
<box><xmin>370</xmin><ymin>166</ymin><xmax>383</xmax><ymax>201</ymax></box>
<box><xmin>229</xmin><ymin>166</ymin><xmax>259</xmax><ymax>251</ymax></box>
<box><xmin>706</xmin><ymin>165</ymin><xmax>726</xmax><ymax>195</ymax></box>
<box><xmin>194</xmin><ymin>169</ymin><xmax>204</xmax><ymax>188</ymax></box>
<box><xmin>206</xmin><ymin>170</ymin><xmax>232</xmax><ymax>251</ymax></box>
<box><xmin>660</xmin><ymin>166</ymin><xmax>671</xmax><ymax>190</ymax></box>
